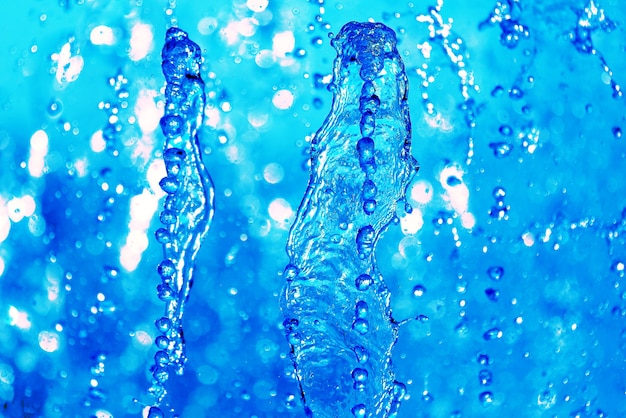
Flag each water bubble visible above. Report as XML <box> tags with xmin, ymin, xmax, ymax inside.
<box><xmin>485</xmin><ymin>288</ymin><xmax>500</xmax><ymax>301</ymax></box>
<box><xmin>352</xmin><ymin>318</ymin><xmax>369</xmax><ymax>334</ymax></box>
<box><xmin>479</xmin><ymin>391</ymin><xmax>494</xmax><ymax>406</ymax></box>
<box><xmin>351</xmin><ymin>404</ymin><xmax>366</xmax><ymax>418</ymax></box>
<box><xmin>155</xmin><ymin>336</ymin><xmax>170</xmax><ymax>350</ymax></box>
<box><xmin>491</xmin><ymin>85</ymin><xmax>505</xmax><ymax>97</ymax></box>
<box><xmin>493</xmin><ymin>187</ymin><xmax>506</xmax><ymax>199</ymax></box>
<box><xmin>499</xmin><ymin>125</ymin><xmax>513</xmax><ymax>137</ymax></box>
<box><xmin>487</xmin><ymin>266</ymin><xmax>504</xmax><ymax>281</ymax></box>
<box><xmin>159</xmin><ymin>210</ymin><xmax>177</xmax><ymax>225</ymax></box>
<box><xmin>147</xmin><ymin>406</ymin><xmax>165</xmax><ymax>418</ymax></box>
<box><xmin>154</xmin><ymin>350</ymin><xmax>169</xmax><ymax>366</ymax></box>
<box><xmin>359</xmin><ymin>95</ymin><xmax>380</xmax><ymax>114</ymax></box>
<box><xmin>362</xmin><ymin>179</ymin><xmax>377</xmax><ymax>200</ymax></box>
<box><xmin>352</xmin><ymin>367</ymin><xmax>368</xmax><ymax>390</ymax></box>
<box><xmin>355</xmin><ymin>274</ymin><xmax>373</xmax><ymax>291</ymax></box>
<box><xmin>412</xmin><ymin>285</ymin><xmax>426</xmax><ymax>297</ymax></box>
<box><xmin>478</xmin><ymin>369</ymin><xmax>493</xmax><ymax>385</ymax></box>
<box><xmin>363</xmin><ymin>199</ymin><xmax>377</xmax><ymax>215</ymax></box>
<box><xmin>488</xmin><ymin>142</ymin><xmax>513</xmax><ymax>158</ymax></box>
<box><xmin>483</xmin><ymin>328</ymin><xmax>503</xmax><ymax>340</ymax></box>
<box><xmin>159</xmin><ymin>177</ymin><xmax>180</xmax><ymax>194</ymax></box>
<box><xmin>47</xmin><ymin>98</ymin><xmax>63</xmax><ymax>118</ymax></box>
<box><xmin>155</xmin><ymin>228</ymin><xmax>171</xmax><ymax>244</ymax></box>
<box><xmin>283</xmin><ymin>264</ymin><xmax>300</xmax><ymax>281</ymax></box>
<box><xmin>612</xmin><ymin>127</ymin><xmax>622</xmax><ymax>139</ymax></box>
<box><xmin>152</xmin><ymin>366</ymin><xmax>169</xmax><ymax>384</ymax></box>
<box><xmin>160</xmin><ymin>115</ymin><xmax>183</xmax><ymax>137</ymax></box>
<box><xmin>355</xmin><ymin>301</ymin><xmax>369</xmax><ymax>318</ymax></box>
<box><xmin>155</xmin><ymin>317</ymin><xmax>172</xmax><ymax>333</ymax></box>
<box><xmin>360</xmin><ymin>110</ymin><xmax>375</xmax><ymax>137</ymax></box>
<box><xmin>356</xmin><ymin>137</ymin><xmax>377</xmax><ymax>174</ymax></box>
<box><xmin>157</xmin><ymin>284</ymin><xmax>175</xmax><ymax>301</ymax></box>
<box><xmin>353</xmin><ymin>345</ymin><xmax>369</xmax><ymax>364</ymax></box>
<box><xmin>477</xmin><ymin>354</ymin><xmax>490</xmax><ymax>365</ymax></box>
<box><xmin>157</xmin><ymin>259</ymin><xmax>176</xmax><ymax>279</ymax></box>
<box><xmin>355</xmin><ymin>226</ymin><xmax>375</xmax><ymax>259</ymax></box>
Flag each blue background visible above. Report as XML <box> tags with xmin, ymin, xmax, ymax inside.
<box><xmin>0</xmin><ymin>0</ymin><xmax>625</xmax><ymax>417</ymax></box>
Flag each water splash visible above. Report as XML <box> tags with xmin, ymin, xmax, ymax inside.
<box><xmin>281</xmin><ymin>22</ymin><xmax>418</xmax><ymax>417</ymax></box>
<box><xmin>415</xmin><ymin>0</ymin><xmax>480</xmax><ymax>165</ymax></box>
<box><xmin>148</xmin><ymin>27</ymin><xmax>215</xmax><ymax>412</ymax></box>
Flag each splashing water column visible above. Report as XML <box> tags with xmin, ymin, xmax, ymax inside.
<box><xmin>148</xmin><ymin>27</ymin><xmax>216</xmax><ymax>414</ymax></box>
<box><xmin>281</xmin><ymin>22</ymin><xmax>418</xmax><ymax>417</ymax></box>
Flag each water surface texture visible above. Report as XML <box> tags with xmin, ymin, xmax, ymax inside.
<box><xmin>1</xmin><ymin>1</ymin><xmax>626</xmax><ymax>417</ymax></box>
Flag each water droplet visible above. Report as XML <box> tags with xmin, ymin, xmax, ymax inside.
<box><xmin>478</xmin><ymin>369</ymin><xmax>493</xmax><ymax>385</ymax></box>
<box><xmin>355</xmin><ymin>301</ymin><xmax>368</xmax><ymax>318</ymax></box>
<box><xmin>485</xmin><ymin>288</ymin><xmax>500</xmax><ymax>301</ymax></box>
<box><xmin>155</xmin><ymin>317</ymin><xmax>172</xmax><ymax>333</ymax></box>
<box><xmin>412</xmin><ymin>285</ymin><xmax>426</xmax><ymax>297</ymax></box>
<box><xmin>488</xmin><ymin>142</ymin><xmax>513</xmax><ymax>158</ymax></box>
<box><xmin>487</xmin><ymin>266</ymin><xmax>504</xmax><ymax>281</ymax></box>
<box><xmin>479</xmin><ymin>391</ymin><xmax>494</xmax><ymax>406</ymax></box>
<box><xmin>283</xmin><ymin>264</ymin><xmax>299</xmax><ymax>281</ymax></box>
<box><xmin>492</xmin><ymin>187</ymin><xmax>506</xmax><ymax>200</ymax></box>
<box><xmin>155</xmin><ymin>335</ymin><xmax>170</xmax><ymax>350</ymax></box>
<box><xmin>154</xmin><ymin>350</ymin><xmax>169</xmax><ymax>366</ymax></box>
<box><xmin>483</xmin><ymin>328</ymin><xmax>503</xmax><ymax>340</ymax></box>
<box><xmin>353</xmin><ymin>346</ymin><xmax>369</xmax><ymax>364</ymax></box>
<box><xmin>157</xmin><ymin>259</ymin><xmax>176</xmax><ymax>279</ymax></box>
<box><xmin>159</xmin><ymin>177</ymin><xmax>180</xmax><ymax>194</ymax></box>
<box><xmin>356</xmin><ymin>137</ymin><xmax>377</xmax><ymax>174</ymax></box>
<box><xmin>355</xmin><ymin>274</ymin><xmax>373</xmax><ymax>291</ymax></box>
<box><xmin>363</xmin><ymin>199</ymin><xmax>377</xmax><ymax>215</ymax></box>
<box><xmin>612</xmin><ymin>127</ymin><xmax>622</xmax><ymax>139</ymax></box>
<box><xmin>157</xmin><ymin>284</ymin><xmax>175</xmax><ymax>301</ymax></box>
<box><xmin>351</xmin><ymin>404</ymin><xmax>366</xmax><ymax>418</ymax></box>
<box><xmin>147</xmin><ymin>406</ymin><xmax>164</xmax><ymax>418</ymax></box>
<box><xmin>362</xmin><ymin>179</ymin><xmax>377</xmax><ymax>200</ymax></box>
<box><xmin>477</xmin><ymin>354</ymin><xmax>490</xmax><ymax>365</ymax></box>
<box><xmin>352</xmin><ymin>318</ymin><xmax>369</xmax><ymax>334</ymax></box>
<box><xmin>152</xmin><ymin>366</ymin><xmax>169</xmax><ymax>384</ymax></box>
<box><xmin>355</xmin><ymin>225</ymin><xmax>375</xmax><ymax>259</ymax></box>
<box><xmin>159</xmin><ymin>210</ymin><xmax>177</xmax><ymax>225</ymax></box>
<box><xmin>499</xmin><ymin>125</ymin><xmax>513</xmax><ymax>137</ymax></box>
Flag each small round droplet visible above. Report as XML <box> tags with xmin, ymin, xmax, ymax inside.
<box><xmin>155</xmin><ymin>317</ymin><xmax>172</xmax><ymax>333</ymax></box>
<box><xmin>283</xmin><ymin>264</ymin><xmax>299</xmax><ymax>281</ymax></box>
<box><xmin>155</xmin><ymin>228</ymin><xmax>171</xmax><ymax>244</ymax></box>
<box><xmin>483</xmin><ymin>328</ymin><xmax>503</xmax><ymax>340</ymax></box>
<box><xmin>157</xmin><ymin>259</ymin><xmax>176</xmax><ymax>279</ymax></box>
<box><xmin>479</xmin><ymin>391</ymin><xmax>494</xmax><ymax>406</ymax></box>
<box><xmin>478</xmin><ymin>369</ymin><xmax>493</xmax><ymax>386</ymax></box>
<box><xmin>355</xmin><ymin>274</ymin><xmax>373</xmax><ymax>291</ymax></box>
<box><xmin>487</xmin><ymin>266</ymin><xmax>504</xmax><ymax>281</ymax></box>
<box><xmin>352</xmin><ymin>318</ymin><xmax>369</xmax><ymax>334</ymax></box>
<box><xmin>353</xmin><ymin>346</ymin><xmax>369</xmax><ymax>364</ymax></box>
<box><xmin>159</xmin><ymin>210</ymin><xmax>177</xmax><ymax>225</ymax></box>
<box><xmin>351</xmin><ymin>404</ymin><xmax>366</xmax><ymax>418</ymax></box>
<box><xmin>159</xmin><ymin>177</ymin><xmax>180</xmax><ymax>194</ymax></box>
<box><xmin>612</xmin><ymin>126</ymin><xmax>622</xmax><ymax>139</ymax></box>
<box><xmin>485</xmin><ymin>288</ymin><xmax>500</xmax><ymax>301</ymax></box>
<box><xmin>412</xmin><ymin>285</ymin><xmax>426</xmax><ymax>297</ymax></box>
<box><xmin>154</xmin><ymin>350</ymin><xmax>169</xmax><ymax>366</ymax></box>
<box><xmin>355</xmin><ymin>301</ymin><xmax>368</xmax><ymax>318</ymax></box>
<box><xmin>155</xmin><ymin>335</ymin><xmax>170</xmax><ymax>350</ymax></box>
<box><xmin>477</xmin><ymin>354</ymin><xmax>490</xmax><ymax>366</ymax></box>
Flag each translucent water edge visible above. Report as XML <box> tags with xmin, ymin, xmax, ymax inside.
<box><xmin>281</xmin><ymin>22</ymin><xmax>418</xmax><ymax>417</ymax></box>
<box><xmin>148</xmin><ymin>27</ymin><xmax>216</xmax><ymax>417</ymax></box>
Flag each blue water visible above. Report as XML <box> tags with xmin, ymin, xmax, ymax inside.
<box><xmin>1</xmin><ymin>1</ymin><xmax>625</xmax><ymax>417</ymax></box>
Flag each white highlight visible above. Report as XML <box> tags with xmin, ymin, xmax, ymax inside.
<box><xmin>410</xmin><ymin>180</ymin><xmax>433</xmax><ymax>205</ymax></box>
<box><xmin>52</xmin><ymin>39</ymin><xmax>84</xmax><ymax>84</ymax></box>
<box><xmin>38</xmin><ymin>331</ymin><xmax>60</xmax><ymax>353</ymax></box>
<box><xmin>272</xmin><ymin>89</ymin><xmax>294</xmax><ymax>110</ymax></box>
<box><xmin>268</xmin><ymin>198</ymin><xmax>293</xmax><ymax>223</ymax></box>
<box><xmin>120</xmin><ymin>189</ymin><xmax>160</xmax><ymax>272</ymax></box>
<box><xmin>400</xmin><ymin>208</ymin><xmax>424</xmax><ymax>235</ymax></box>
<box><xmin>439</xmin><ymin>164</ymin><xmax>474</xmax><ymax>229</ymax></box>
<box><xmin>28</xmin><ymin>130</ymin><xmax>49</xmax><ymax>177</ymax></box>
<box><xmin>90</xmin><ymin>25</ymin><xmax>115</xmax><ymax>46</ymax></box>
<box><xmin>135</xmin><ymin>89</ymin><xmax>161</xmax><ymax>134</ymax></box>
<box><xmin>8</xmin><ymin>306</ymin><xmax>31</xmax><ymax>330</ymax></box>
<box><xmin>129</xmin><ymin>23</ymin><xmax>153</xmax><ymax>61</ymax></box>
<box><xmin>247</xmin><ymin>0</ymin><xmax>269</xmax><ymax>12</ymax></box>
<box><xmin>272</xmin><ymin>31</ymin><xmax>295</xmax><ymax>58</ymax></box>
<box><xmin>90</xmin><ymin>130</ymin><xmax>106</xmax><ymax>153</ymax></box>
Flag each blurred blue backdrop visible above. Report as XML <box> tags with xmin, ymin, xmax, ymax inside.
<box><xmin>0</xmin><ymin>0</ymin><xmax>625</xmax><ymax>417</ymax></box>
